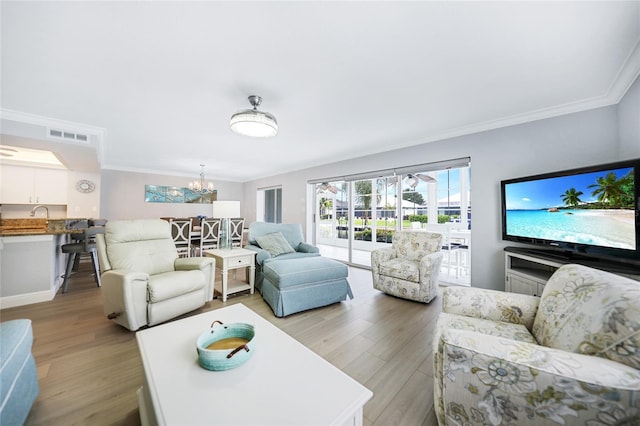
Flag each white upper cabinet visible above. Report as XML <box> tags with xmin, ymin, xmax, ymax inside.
<box><xmin>0</xmin><ymin>165</ymin><xmax>68</xmax><ymax>205</ymax></box>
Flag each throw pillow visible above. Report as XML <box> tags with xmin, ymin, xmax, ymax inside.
<box><xmin>255</xmin><ymin>232</ymin><xmax>296</xmax><ymax>257</ymax></box>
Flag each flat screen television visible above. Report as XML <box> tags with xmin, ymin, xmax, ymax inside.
<box><xmin>501</xmin><ymin>158</ymin><xmax>640</xmax><ymax>264</ymax></box>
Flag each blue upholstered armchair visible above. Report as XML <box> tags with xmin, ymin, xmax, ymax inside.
<box><xmin>244</xmin><ymin>222</ymin><xmax>320</xmax><ymax>291</ymax></box>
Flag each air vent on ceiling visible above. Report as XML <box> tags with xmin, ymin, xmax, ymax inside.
<box><xmin>48</xmin><ymin>128</ymin><xmax>89</xmax><ymax>143</ymax></box>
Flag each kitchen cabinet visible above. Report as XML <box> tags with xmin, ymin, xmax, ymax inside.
<box><xmin>0</xmin><ymin>165</ymin><xmax>68</xmax><ymax>204</ymax></box>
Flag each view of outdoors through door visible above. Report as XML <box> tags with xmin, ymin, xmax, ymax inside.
<box><xmin>313</xmin><ymin>162</ymin><xmax>471</xmax><ymax>285</ymax></box>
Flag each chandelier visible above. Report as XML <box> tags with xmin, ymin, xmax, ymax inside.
<box><xmin>230</xmin><ymin>95</ymin><xmax>278</xmax><ymax>138</ymax></box>
<box><xmin>188</xmin><ymin>164</ymin><xmax>214</xmax><ymax>194</ymax></box>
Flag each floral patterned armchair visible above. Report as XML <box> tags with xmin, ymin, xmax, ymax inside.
<box><xmin>371</xmin><ymin>230</ymin><xmax>443</xmax><ymax>303</ymax></box>
<box><xmin>433</xmin><ymin>263</ymin><xmax>640</xmax><ymax>425</ymax></box>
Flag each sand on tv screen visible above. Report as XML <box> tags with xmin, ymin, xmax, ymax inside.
<box><xmin>504</xmin><ymin>166</ymin><xmax>636</xmax><ymax>250</ymax></box>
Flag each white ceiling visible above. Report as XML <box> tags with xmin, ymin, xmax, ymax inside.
<box><xmin>2</xmin><ymin>1</ymin><xmax>639</xmax><ymax>182</ymax></box>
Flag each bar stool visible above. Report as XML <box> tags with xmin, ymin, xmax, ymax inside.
<box><xmin>61</xmin><ymin>226</ymin><xmax>104</xmax><ymax>293</ymax></box>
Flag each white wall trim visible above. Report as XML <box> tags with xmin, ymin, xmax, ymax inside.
<box><xmin>0</xmin><ymin>289</ymin><xmax>55</xmax><ymax>309</ymax></box>
<box><xmin>101</xmin><ymin>164</ymin><xmax>244</xmax><ymax>183</ymax></box>
<box><xmin>340</xmin><ymin>43</ymin><xmax>640</xmax><ymax>163</ymax></box>
<box><xmin>607</xmin><ymin>39</ymin><xmax>640</xmax><ymax>104</ymax></box>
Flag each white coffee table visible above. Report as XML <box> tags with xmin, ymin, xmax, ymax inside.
<box><xmin>136</xmin><ymin>303</ymin><xmax>373</xmax><ymax>426</ymax></box>
<box><xmin>204</xmin><ymin>248</ymin><xmax>256</xmax><ymax>302</ymax></box>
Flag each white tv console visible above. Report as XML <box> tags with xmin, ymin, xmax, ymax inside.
<box><xmin>505</xmin><ymin>247</ymin><xmax>640</xmax><ymax>296</ymax></box>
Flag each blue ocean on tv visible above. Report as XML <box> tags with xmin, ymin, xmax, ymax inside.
<box><xmin>504</xmin><ymin>165</ymin><xmax>635</xmax><ymax>250</ymax></box>
<box><xmin>505</xmin><ymin>209</ymin><xmax>635</xmax><ymax>249</ymax></box>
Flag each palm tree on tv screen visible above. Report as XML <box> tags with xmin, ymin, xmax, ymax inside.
<box><xmin>561</xmin><ymin>187</ymin><xmax>583</xmax><ymax>207</ymax></box>
<box><xmin>588</xmin><ymin>172</ymin><xmax>629</xmax><ymax>208</ymax></box>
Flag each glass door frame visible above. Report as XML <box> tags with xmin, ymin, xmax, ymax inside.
<box><xmin>310</xmin><ymin>157</ymin><xmax>471</xmax><ymax>274</ymax></box>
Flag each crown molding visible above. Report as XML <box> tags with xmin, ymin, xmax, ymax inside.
<box><xmin>391</xmin><ymin>42</ymin><xmax>640</xmax><ymax>150</ymax></box>
<box><xmin>606</xmin><ymin>39</ymin><xmax>640</xmax><ymax>103</ymax></box>
<box><xmin>100</xmin><ymin>164</ymin><xmax>243</xmax><ymax>183</ymax></box>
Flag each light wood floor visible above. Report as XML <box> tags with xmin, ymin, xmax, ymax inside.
<box><xmin>0</xmin><ymin>261</ymin><xmax>441</xmax><ymax>426</ymax></box>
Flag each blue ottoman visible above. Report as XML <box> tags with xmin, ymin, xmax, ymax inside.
<box><xmin>0</xmin><ymin>319</ymin><xmax>39</xmax><ymax>426</ymax></box>
<box><xmin>262</xmin><ymin>257</ymin><xmax>353</xmax><ymax>317</ymax></box>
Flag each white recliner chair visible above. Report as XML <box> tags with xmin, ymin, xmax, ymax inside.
<box><xmin>96</xmin><ymin>219</ymin><xmax>215</xmax><ymax>331</ymax></box>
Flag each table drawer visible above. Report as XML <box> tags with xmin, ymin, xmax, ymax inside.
<box><xmin>229</xmin><ymin>256</ymin><xmax>251</xmax><ymax>268</ymax></box>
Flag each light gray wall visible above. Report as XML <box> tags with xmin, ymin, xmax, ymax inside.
<box><xmin>97</xmin><ymin>77</ymin><xmax>639</xmax><ymax>290</ymax></box>
<box><xmin>100</xmin><ymin>169</ymin><xmax>244</xmax><ymax>220</ymax></box>
<box><xmin>618</xmin><ymin>75</ymin><xmax>640</xmax><ymax>158</ymax></box>
<box><xmin>243</xmin><ymin>104</ymin><xmax>627</xmax><ymax>291</ymax></box>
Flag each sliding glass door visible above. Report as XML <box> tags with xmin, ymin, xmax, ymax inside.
<box><xmin>315</xmin><ymin>181</ymin><xmax>349</xmax><ymax>262</ymax></box>
<box><xmin>311</xmin><ymin>158</ymin><xmax>472</xmax><ymax>284</ymax></box>
<box><xmin>314</xmin><ymin>176</ymin><xmax>396</xmax><ymax>267</ymax></box>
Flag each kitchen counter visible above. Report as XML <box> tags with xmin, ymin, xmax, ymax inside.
<box><xmin>0</xmin><ymin>233</ymin><xmax>67</xmax><ymax>308</ymax></box>
<box><xmin>0</xmin><ymin>218</ymin><xmax>86</xmax><ymax>236</ymax></box>
<box><xmin>0</xmin><ymin>218</ymin><xmax>97</xmax><ymax>308</ymax></box>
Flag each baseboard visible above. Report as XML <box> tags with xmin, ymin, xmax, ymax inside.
<box><xmin>0</xmin><ymin>289</ymin><xmax>55</xmax><ymax>309</ymax></box>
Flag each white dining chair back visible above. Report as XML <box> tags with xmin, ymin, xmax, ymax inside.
<box><xmin>230</xmin><ymin>218</ymin><xmax>245</xmax><ymax>248</ymax></box>
<box><xmin>199</xmin><ymin>218</ymin><xmax>222</xmax><ymax>252</ymax></box>
<box><xmin>170</xmin><ymin>219</ymin><xmax>192</xmax><ymax>258</ymax></box>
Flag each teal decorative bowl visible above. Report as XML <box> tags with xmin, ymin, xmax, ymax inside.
<box><xmin>196</xmin><ymin>321</ymin><xmax>255</xmax><ymax>371</ymax></box>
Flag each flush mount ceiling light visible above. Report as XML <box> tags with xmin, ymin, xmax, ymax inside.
<box><xmin>230</xmin><ymin>95</ymin><xmax>278</xmax><ymax>138</ymax></box>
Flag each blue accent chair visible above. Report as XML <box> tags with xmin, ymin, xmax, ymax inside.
<box><xmin>0</xmin><ymin>319</ymin><xmax>39</xmax><ymax>425</ymax></box>
<box><xmin>245</xmin><ymin>223</ymin><xmax>353</xmax><ymax>317</ymax></box>
<box><xmin>244</xmin><ymin>222</ymin><xmax>321</xmax><ymax>292</ymax></box>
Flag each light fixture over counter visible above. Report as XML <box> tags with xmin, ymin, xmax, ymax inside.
<box><xmin>230</xmin><ymin>95</ymin><xmax>278</xmax><ymax>138</ymax></box>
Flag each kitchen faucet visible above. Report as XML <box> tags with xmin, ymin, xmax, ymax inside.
<box><xmin>30</xmin><ymin>205</ymin><xmax>49</xmax><ymax>219</ymax></box>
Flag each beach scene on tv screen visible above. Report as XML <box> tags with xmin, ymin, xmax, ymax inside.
<box><xmin>505</xmin><ymin>167</ymin><xmax>635</xmax><ymax>250</ymax></box>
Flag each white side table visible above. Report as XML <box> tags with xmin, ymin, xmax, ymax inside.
<box><xmin>204</xmin><ymin>248</ymin><xmax>256</xmax><ymax>302</ymax></box>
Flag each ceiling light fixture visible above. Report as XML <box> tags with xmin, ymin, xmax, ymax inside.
<box><xmin>317</xmin><ymin>182</ymin><xmax>338</xmax><ymax>194</ymax></box>
<box><xmin>230</xmin><ymin>95</ymin><xmax>278</xmax><ymax>138</ymax></box>
<box><xmin>386</xmin><ymin>172</ymin><xmax>437</xmax><ymax>189</ymax></box>
<box><xmin>405</xmin><ymin>173</ymin><xmax>437</xmax><ymax>189</ymax></box>
<box><xmin>188</xmin><ymin>164</ymin><xmax>214</xmax><ymax>194</ymax></box>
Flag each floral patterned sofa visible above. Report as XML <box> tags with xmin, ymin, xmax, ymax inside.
<box><xmin>371</xmin><ymin>230</ymin><xmax>443</xmax><ymax>303</ymax></box>
<box><xmin>433</xmin><ymin>263</ymin><xmax>640</xmax><ymax>425</ymax></box>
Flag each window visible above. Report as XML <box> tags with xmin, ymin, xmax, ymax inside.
<box><xmin>258</xmin><ymin>187</ymin><xmax>282</xmax><ymax>223</ymax></box>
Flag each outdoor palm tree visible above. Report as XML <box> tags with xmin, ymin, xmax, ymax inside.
<box><xmin>403</xmin><ymin>190</ymin><xmax>426</xmax><ymax>217</ymax></box>
<box><xmin>318</xmin><ymin>197</ymin><xmax>332</xmax><ymax>218</ymax></box>
<box><xmin>561</xmin><ymin>187</ymin><xmax>584</xmax><ymax>207</ymax></box>
<box><xmin>354</xmin><ymin>179</ymin><xmax>383</xmax><ymax>226</ymax></box>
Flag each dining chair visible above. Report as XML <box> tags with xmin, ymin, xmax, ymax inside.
<box><xmin>199</xmin><ymin>218</ymin><xmax>222</xmax><ymax>253</ymax></box>
<box><xmin>169</xmin><ymin>218</ymin><xmax>192</xmax><ymax>258</ymax></box>
<box><xmin>424</xmin><ymin>223</ymin><xmax>462</xmax><ymax>278</ymax></box>
<box><xmin>229</xmin><ymin>218</ymin><xmax>245</xmax><ymax>248</ymax></box>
